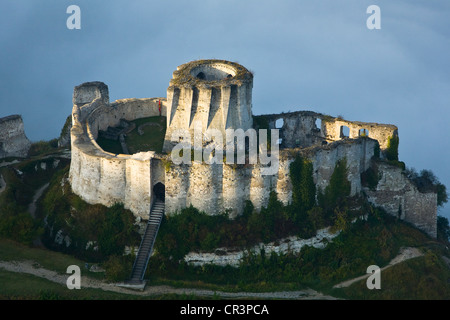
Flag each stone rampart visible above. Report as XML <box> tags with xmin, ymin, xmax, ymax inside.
<box><xmin>69</xmin><ymin>82</ymin><xmax>168</xmax><ymax>220</ymax></box>
<box><xmin>165</xmin><ymin>138</ymin><xmax>377</xmax><ymax>218</ymax></box>
<box><xmin>257</xmin><ymin>111</ymin><xmax>397</xmax><ymax>152</ymax></box>
<box><xmin>365</xmin><ymin>162</ymin><xmax>437</xmax><ymax>237</ymax></box>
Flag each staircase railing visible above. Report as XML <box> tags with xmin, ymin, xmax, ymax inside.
<box><xmin>129</xmin><ymin>200</ymin><xmax>164</xmax><ymax>282</ymax></box>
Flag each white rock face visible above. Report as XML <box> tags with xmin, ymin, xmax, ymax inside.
<box><xmin>0</xmin><ymin>115</ymin><xmax>31</xmax><ymax>158</ymax></box>
<box><xmin>183</xmin><ymin>227</ymin><xmax>340</xmax><ymax>267</ymax></box>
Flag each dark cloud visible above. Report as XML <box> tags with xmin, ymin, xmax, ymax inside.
<box><xmin>1</xmin><ymin>0</ymin><xmax>449</xmax><ymax>218</ymax></box>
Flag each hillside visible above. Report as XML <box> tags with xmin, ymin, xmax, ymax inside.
<box><xmin>0</xmin><ymin>142</ymin><xmax>449</xmax><ymax>300</ymax></box>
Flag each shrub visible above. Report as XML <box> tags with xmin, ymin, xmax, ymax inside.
<box><xmin>319</xmin><ymin>158</ymin><xmax>351</xmax><ymax>218</ymax></box>
<box><xmin>103</xmin><ymin>255</ymin><xmax>133</xmax><ymax>282</ymax></box>
<box><xmin>385</xmin><ymin>135</ymin><xmax>399</xmax><ymax>161</ymax></box>
<box><xmin>405</xmin><ymin>168</ymin><xmax>448</xmax><ymax>207</ymax></box>
<box><xmin>289</xmin><ymin>155</ymin><xmax>316</xmax><ymax>214</ymax></box>
<box><xmin>28</xmin><ymin>139</ymin><xmax>59</xmax><ymax>157</ymax></box>
<box><xmin>361</xmin><ymin>165</ymin><xmax>380</xmax><ymax>191</ymax></box>
<box><xmin>0</xmin><ymin>213</ymin><xmax>42</xmax><ymax>245</ymax></box>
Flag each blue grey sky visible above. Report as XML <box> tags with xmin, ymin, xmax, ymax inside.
<box><xmin>1</xmin><ymin>0</ymin><xmax>449</xmax><ymax>219</ymax></box>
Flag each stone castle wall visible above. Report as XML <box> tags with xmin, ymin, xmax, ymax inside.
<box><xmin>259</xmin><ymin>111</ymin><xmax>398</xmax><ymax>152</ymax></box>
<box><xmin>365</xmin><ymin>162</ymin><xmax>437</xmax><ymax>237</ymax></box>
<box><xmin>165</xmin><ymin>138</ymin><xmax>377</xmax><ymax>218</ymax></box>
<box><xmin>69</xmin><ymin>82</ymin><xmax>168</xmax><ymax>220</ymax></box>
<box><xmin>0</xmin><ymin>114</ymin><xmax>31</xmax><ymax>158</ymax></box>
<box><xmin>163</xmin><ymin>60</ymin><xmax>254</xmax><ymax>152</ymax></box>
<box><xmin>68</xmin><ymin>59</ymin><xmax>437</xmax><ymax>238</ymax></box>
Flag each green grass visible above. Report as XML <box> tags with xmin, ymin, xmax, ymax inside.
<box><xmin>126</xmin><ymin>116</ymin><xmax>166</xmax><ymax>154</ymax></box>
<box><xmin>95</xmin><ymin>136</ymin><xmax>123</xmax><ymax>154</ymax></box>
<box><xmin>0</xmin><ymin>238</ymin><xmax>92</xmax><ymax>275</ymax></box>
<box><xmin>95</xmin><ymin>116</ymin><xmax>166</xmax><ymax>154</ymax></box>
<box><xmin>0</xmin><ymin>239</ymin><xmax>206</xmax><ymax>300</ymax></box>
<box><xmin>332</xmin><ymin>252</ymin><xmax>450</xmax><ymax>299</ymax></box>
<box><xmin>0</xmin><ymin>269</ymin><xmax>138</xmax><ymax>300</ymax></box>
<box><xmin>28</xmin><ymin>139</ymin><xmax>59</xmax><ymax>157</ymax></box>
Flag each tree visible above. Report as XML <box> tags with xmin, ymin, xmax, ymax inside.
<box><xmin>405</xmin><ymin>168</ymin><xmax>448</xmax><ymax>207</ymax></box>
<box><xmin>321</xmin><ymin>158</ymin><xmax>351</xmax><ymax>212</ymax></box>
<box><xmin>289</xmin><ymin>155</ymin><xmax>316</xmax><ymax>213</ymax></box>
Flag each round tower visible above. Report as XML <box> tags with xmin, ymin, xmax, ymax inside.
<box><xmin>163</xmin><ymin>59</ymin><xmax>254</xmax><ymax>152</ymax></box>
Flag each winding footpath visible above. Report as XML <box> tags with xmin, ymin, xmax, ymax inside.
<box><xmin>28</xmin><ymin>183</ymin><xmax>50</xmax><ymax>218</ymax></box>
<box><xmin>0</xmin><ymin>247</ymin><xmax>424</xmax><ymax>299</ymax></box>
<box><xmin>333</xmin><ymin>247</ymin><xmax>424</xmax><ymax>289</ymax></box>
<box><xmin>0</xmin><ymin>260</ymin><xmax>336</xmax><ymax>299</ymax></box>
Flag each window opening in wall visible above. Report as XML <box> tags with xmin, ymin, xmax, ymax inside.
<box><xmin>196</xmin><ymin>72</ymin><xmax>205</xmax><ymax>79</ymax></box>
<box><xmin>340</xmin><ymin>125</ymin><xmax>350</xmax><ymax>138</ymax></box>
<box><xmin>315</xmin><ymin>118</ymin><xmax>322</xmax><ymax>132</ymax></box>
<box><xmin>275</xmin><ymin>118</ymin><xmax>284</xmax><ymax>129</ymax></box>
<box><xmin>359</xmin><ymin>128</ymin><xmax>369</xmax><ymax>137</ymax></box>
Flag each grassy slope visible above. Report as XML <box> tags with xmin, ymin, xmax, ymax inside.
<box><xmin>96</xmin><ymin>116</ymin><xmax>166</xmax><ymax>154</ymax></box>
<box><xmin>333</xmin><ymin>252</ymin><xmax>450</xmax><ymax>299</ymax></box>
<box><xmin>0</xmin><ymin>144</ymin><xmax>449</xmax><ymax>299</ymax></box>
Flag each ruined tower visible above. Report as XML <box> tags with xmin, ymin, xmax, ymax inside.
<box><xmin>163</xmin><ymin>60</ymin><xmax>254</xmax><ymax>152</ymax></box>
<box><xmin>0</xmin><ymin>115</ymin><xmax>31</xmax><ymax>158</ymax></box>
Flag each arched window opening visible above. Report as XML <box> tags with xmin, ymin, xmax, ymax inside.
<box><xmin>275</xmin><ymin>118</ymin><xmax>284</xmax><ymax>129</ymax></box>
<box><xmin>359</xmin><ymin>128</ymin><xmax>369</xmax><ymax>137</ymax></box>
<box><xmin>340</xmin><ymin>126</ymin><xmax>350</xmax><ymax>138</ymax></box>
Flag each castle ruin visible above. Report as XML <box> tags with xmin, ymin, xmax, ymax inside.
<box><xmin>0</xmin><ymin>114</ymin><xmax>31</xmax><ymax>159</ymax></box>
<box><xmin>68</xmin><ymin>59</ymin><xmax>437</xmax><ymax>237</ymax></box>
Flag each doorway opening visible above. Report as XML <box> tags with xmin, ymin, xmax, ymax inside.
<box><xmin>153</xmin><ymin>182</ymin><xmax>165</xmax><ymax>202</ymax></box>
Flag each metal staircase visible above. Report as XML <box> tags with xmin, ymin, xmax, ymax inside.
<box><xmin>127</xmin><ymin>200</ymin><xmax>164</xmax><ymax>287</ymax></box>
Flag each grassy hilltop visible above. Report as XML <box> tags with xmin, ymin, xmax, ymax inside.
<box><xmin>0</xmin><ymin>139</ymin><xmax>449</xmax><ymax>300</ymax></box>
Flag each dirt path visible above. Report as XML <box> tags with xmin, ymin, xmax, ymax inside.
<box><xmin>28</xmin><ymin>183</ymin><xmax>50</xmax><ymax>218</ymax></box>
<box><xmin>0</xmin><ymin>260</ymin><xmax>337</xmax><ymax>299</ymax></box>
<box><xmin>333</xmin><ymin>247</ymin><xmax>423</xmax><ymax>289</ymax></box>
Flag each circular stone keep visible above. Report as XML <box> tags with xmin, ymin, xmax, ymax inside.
<box><xmin>190</xmin><ymin>63</ymin><xmax>237</xmax><ymax>81</ymax></box>
<box><xmin>169</xmin><ymin>59</ymin><xmax>253</xmax><ymax>86</ymax></box>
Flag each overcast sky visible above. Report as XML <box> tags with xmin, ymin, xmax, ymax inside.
<box><xmin>1</xmin><ymin>0</ymin><xmax>449</xmax><ymax>219</ymax></box>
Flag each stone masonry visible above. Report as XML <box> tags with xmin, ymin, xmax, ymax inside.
<box><xmin>68</xmin><ymin>59</ymin><xmax>437</xmax><ymax>237</ymax></box>
<box><xmin>0</xmin><ymin>114</ymin><xmax>31</xmax><ymax>158</ymax></box>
